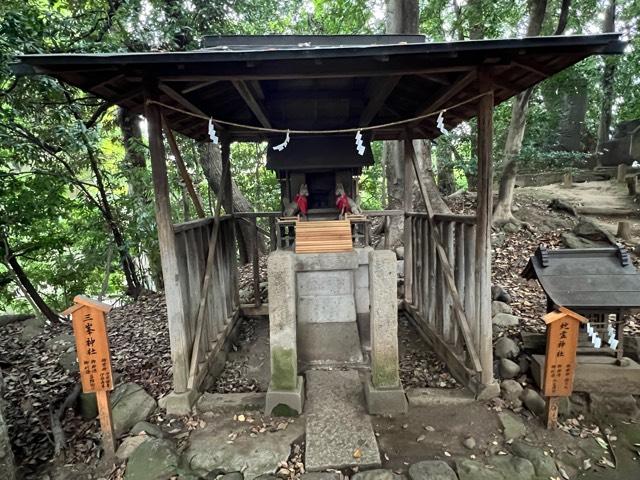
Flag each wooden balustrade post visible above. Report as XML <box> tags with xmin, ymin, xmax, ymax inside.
<box><xmin>475</xmin><ymin>72</ymin><xmax>495</xmax><ymax>386</ymax></box>
<box><xmin>144</xmin><ymin>92</ymin><xmax>190</xmax><ymax>393</ymax></box>
<box><xmin>403</xmin><ymin>138</ymin><xmax>414</xmax><ymax>305</ymax></box>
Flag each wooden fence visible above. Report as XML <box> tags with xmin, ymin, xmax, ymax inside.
<box><xmin>403</xmin><ymin>212</ymin><xmax>484</xmax><ymax>386</ymax></box>
<box><xmin>172</xmin><ymin>215</ymin><xmax>239</xmax><ymax>392</ymax></box>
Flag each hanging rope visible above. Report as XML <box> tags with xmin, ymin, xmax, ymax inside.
<box><xmin>144</xmin><ymin>90</ymin><xmax>491</xmax><ymax>136</ymax></box>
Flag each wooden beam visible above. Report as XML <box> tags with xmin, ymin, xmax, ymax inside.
<box><xmin>414</xmin><ymin>69</ymin><xmax>477</xmax><ymax>120</ymax></box>
<box><xmin>181</xmin><ymin>79</ymin><xmax>219</xmax><ymax>94</ymax></box>
<box><xmin>475</xmin><ymin>70</ymin><xmax>494</xmax><ymax>385</ymax></box>
<box><xmin>158</xmin><ymin>82</ymin><xmax>208</xmax><ymax>117</ymax></box>
<box><xmin>359</xmin><ymin>75</ymin><xmax>402</xmax><ymax>126</ymax></box>
<box><xmin>155</xmin><ymin>65</ymin><xmax>474</xmax><ymax>82</ymax></box>
<box><xmin>403</xmin><ymin>137</ymin><xmax>414</xmax><ymax>304</ymax></box>
<box><xmin>231</xmin><ymin>80</ymin><xmax>272</xmax><ymax>128</ymax></box>
<box><xmin>512</xmin><ymin>59</ymin><xmax>552</xmax><ymax>78</ymax></box>
<box><xmin>144</xmin><ymin>92</ymin><xmax>190</xmax><ymax>393</ymax></box>
<box><xmin>161</xmin><ymin>115</ymin><xmax>206</xmax><ymax>218</ymax></box>
<box><xmin>418</xmin><ymin>73</ymin><xmax>452</xmax><ymax>86</ymax></box>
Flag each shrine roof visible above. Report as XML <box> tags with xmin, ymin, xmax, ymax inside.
<box><xmin>521</xmin><ymin>245</ymin><xmax>640</xmax><ymax>311</ymax></box>
<box><xmin>11</xmin><ymin>33</ymin><xmax>625</xmax><ymax>142</ymax></box>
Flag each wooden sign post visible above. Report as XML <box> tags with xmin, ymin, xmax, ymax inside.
<box><xmin>542</xmin><ymin>306</ymin><xmax>588</xmax><ymax>429</ymax></box>
<box><xmin>63</xmin><ymin>295</ymin><xmax>115</xmax><ymax>457</ymax></box>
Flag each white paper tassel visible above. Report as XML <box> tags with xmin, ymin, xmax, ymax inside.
<box><xmin>609</xmin><ymin>337</ymin><xmax>619</xmax><ymax>350</ymax></box>
<box><xmin>208</xmin><ymin>118</ymin><xmax>219</xmax><ymax>144</ymax></box>
<box><xmin>272</xmin><ymin>130</ymin><xmax>290</xmax><ymax>151</ymax></box>
<box><xmin>355</xmin><ymin>130</ymin><xmax>365</xmax><ymax>156</ymax></box>
<box><xmin>436</xmin><ymin>110</ymin><xmax>448</xmax><ymax>135</ymax></box>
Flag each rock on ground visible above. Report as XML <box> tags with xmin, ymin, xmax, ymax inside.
<box><xmin>487</xmin><ymin>455</ymin><xmax>535</xmax><ymax>480</ymax></box>
<box><xmin>589</xmin><ymin>393</ymin><xmax>640</xmax><ymax>419</ymax></box>
<box><xmin>491</xmin><ymin>285</ymin><xmax>511</xmax><ymax>304</ymax></box>
<box><xmin>520</xmin><ymin>388</ymin><xmax>545</xmax><ymax>416</ymax></box>
<box><xmin>183</xmin><ymin>417</ymin><xmax>304</xmax><ymax>479</ymax></box>
<box><xmin>409</xmin><ymin>460</ymin><xmax>457</xmax><ymax>480</ymax></box>
<box><xmin>124</xmin><ymin>438</ymin><xmax>178</xmax><ymax>480</ymax></box>
<box><xmin>116</xmin><ymin>435</ymin><xmax>147</xmax><ymax>461</ymax></box>
<box><xmin>498</xmin><ymin>411</ymin><xmax>527</xmax><ymax>441</ymax></box>
<box><xmin>130</xmin><ymin>421</ymin><xmax>166</xmax><ymax>438</ymax></box>
<box><xmin>111</xmin><ymin>383</ymin><xmax>157</xmax><ymax>436</ymax></box>
<box><xmin>494</xmin><ymin>337</ymin><xmax>519</xmax><ymax>359</ymax></box>
<box><xmin>491</xmin><ymin>301</ymin><xmax>512</xmax><ymax>317</ymax></box>
<box><xmin>492</xmin><ymin>313</ymin><xmax>519</xmax><ymax>328</ymax></box>
<box><xmin>498</xmin><ymin>359</ymin><xmax>520</xmax><ymax>379</ymax></box>
<box><xmin>500</xmin><ymin>380</ymin><xmax>523</xmax><ymax>408</ymax></box>
<box><xmin>455</xmin><ymin>458</ymin><xmax>503</xmax><ymax>480</ymax></box>
<box><xmin>510</xmin><ymin>440</ymin><xmax>558</xmax><ymax>477</ymax></box>
<box><xmin>353</xmin><ymin>469</ymin><xmax>403</xmax><ymax>480</ymax></box>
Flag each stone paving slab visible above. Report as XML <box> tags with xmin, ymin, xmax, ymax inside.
<box><xmin>305</xmin><ymin>369</ymin><xmax>381</xmax><ymax>471</ymax></box>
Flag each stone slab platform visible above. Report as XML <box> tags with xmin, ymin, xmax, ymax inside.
<box><xmin>305</xmin><ymin>369</ymin><xmax>381</xmax><ymax>471</ymax></box>
<box><xmin>531</xmin><ymin>354</ymin><xmax>640</xmax><ymax>395</ymax></box>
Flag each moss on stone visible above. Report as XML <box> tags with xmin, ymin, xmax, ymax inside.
<box><xmin>271</xmin><ymin>347</ymin><xmax>297</xmax><ymax>391</ymax></box>
<box><xmin>372</xmin><ymin>358</ymin><xmax>399</xmax><ymax>388</ymax></box>
<box><xmin>271</xmin><ymin>403</ymin><xmax>299</xmax><ymax>417</ymax></box>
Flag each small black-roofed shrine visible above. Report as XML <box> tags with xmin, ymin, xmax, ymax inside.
<box><xmin>522</xmin><ymin>245</ymin><xmax>640</xmax><ymax>312</ymax></box>
<box><xmin>523</xmin><ymin>245</ymin><xmax>640</xmax><ymax>361</ymax></box>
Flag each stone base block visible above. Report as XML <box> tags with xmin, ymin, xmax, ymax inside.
<box><xmin>298</xmin><ymin>322</ymin><xmax>364</xmax><ymax>365</ymax></box>
<box><xmin>158</xmin><ymin>389</ymin><xmax>201</xmax><ymax>415</ymax></box>
<box><xmin>265</xmin><ymin>376</ymin><xmax>305</xmax><ymax>416</ymax></box>
<box><xmin>531</xmin><ymin>355</ymin><xmax>640</xmax><ymax>395</ymax></box>
<box><xmin>363</xmin><ymin>375</ymin><xmax>408</xmax><ymax>415</ymax></box>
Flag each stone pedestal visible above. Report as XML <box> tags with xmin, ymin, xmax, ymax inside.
<box><xmin>365</xmin><ymin>250</ymin><xmax>407</xmax><ymax>414</ymax></box>
<box><xmin>266</xmin><ymin>251</ymin><xmax>304</xmax><ymax>414</ymax></box>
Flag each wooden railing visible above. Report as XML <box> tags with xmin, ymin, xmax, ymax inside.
<box><xmin>172</xmin><ymin>215</ymin><xmax>239</xmax><ymax>391</ymax></box>
<box><xmin>404</xmin><ymin>212</ymin><xmax>483</xmax><ymax>384</ymax></box>
<box><xmin>401</xmin><ymin>140</ymin><xmax>490</xmax><ymax>392</ymax></box>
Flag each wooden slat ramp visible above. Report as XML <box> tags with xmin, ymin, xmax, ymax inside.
<box><xmin>295</xmin><ymin>220</ymin><xmax>353</xmax><ymax>254</ymax></box>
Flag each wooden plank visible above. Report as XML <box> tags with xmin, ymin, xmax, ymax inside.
<box><xmin>253</xmin><ymin>218</ymin><xmax>261</xmax><ymax>307</ymax></box>
<box><xmin>412</xmin><ymin>70</ymin><xmax>477</xmax><ymax>125</ymax></box>
<box><xmin>96</xmin><ymin>390</ymin><xmax>116</xmax><ymax>458</ymax></box>
<box><xmin>295</xmin><ymin>220</ymin><xmax>353</xmax><ymax>253</ymax></box>
<box><xmin>404</xmin><ymin>138</ymin><xmax>414</xmax><ymax>305</ymax></box>
<box><xmin>144</xmin><ymin>94</ymin><xmax>190</xmax><ymax>393</ymax></box>
<box><xmin>464</xmin><ymin>224</ymin><xmax>477</xmax><ymax>346</ymax></box>
<box><xmin>454</xmin><ymin>222</ymin><xmax>465</xmax><ymax>350</ymax></box>
<box><xmin>475</xmin><ymin>72</ymin><xmax>494</xmax><ymax>384</ymax></box>
<box><xmin>158</xmin><ymin>82</ymin><xmax>208</xmax><ymax>117</ymax></box>
<box><xmin>441</xmin><ymin>222</ymin><xmax>452</xmax><ymax>342</ymax></box>
<box><xmin>162</xmin><ymin>116</ymin><xmax>206</xmax><ymax>218</ymax></box>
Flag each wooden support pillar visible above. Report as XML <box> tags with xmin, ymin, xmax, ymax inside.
<box><xmin>144</xmin><ymin>94</ymin><xmax>190</xmax><ymax>393</ymax></box>
<box><xmin>221</xmin><ymin>138</ymin><xmax>239</xmax><ymax>308</ymax></box>
<box><xmin>475</xmin><ymin>75</ymin><xmax>495</xmax><ymax>386</ymax></box>
<box><xmin>403</xmin><ymin>138</ymin><xmax>414</xmax><ymax>305</ymax></box>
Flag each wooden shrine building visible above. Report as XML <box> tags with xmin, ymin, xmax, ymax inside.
<box><xmin>12</xmin><ymin>34</ymin><xmax>625</xmax><ymax>408</ymax></box>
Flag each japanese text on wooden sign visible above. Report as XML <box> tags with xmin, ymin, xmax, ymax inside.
<box><xmin>65</xmin><ymin>296</ymin><xmax>113</xmax><ymax>394</ymax></box>
<box><xmin>542</xmin><ymin>307</ymin><xmax>587</xmax><ymax>397</ymax></box>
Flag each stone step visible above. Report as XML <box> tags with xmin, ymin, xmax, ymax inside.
<box><xmin>305</xmin><ymin>369</ymin><xmax>381</xmax><ymax>471</ymax></box>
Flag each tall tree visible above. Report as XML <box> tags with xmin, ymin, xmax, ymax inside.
<box><xmin>492</xmin><ymin>0</ymin><xmax>573</xmax><ymax>226</ymax></box>
<box><xmin>595</xmin><ymin>0</ymin><xmax>617</xmax><ymax>162</ymax></box>
<box><xmin>383</xmin><ymin>0</ymin><xmax>419</xmax><ymax>247</ymax></box>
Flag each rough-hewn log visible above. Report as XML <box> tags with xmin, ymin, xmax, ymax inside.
<box><xmin>475</xmin><ymin>74</ymin><xmax>495</xmax><ymax>385</ymax></box>
<box><xmin>145</xmin><ymin>93</ymin><xmax>190</xmax><ymax>393</ymax></box>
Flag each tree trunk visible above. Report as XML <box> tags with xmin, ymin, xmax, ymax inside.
<box><xmin>2</xmin><ymin>238</ymin><xmax>60</xmax><ymax>324</ymax></box>
<box><xmin>383</xmin><ymin>0</ymin><xmax>419</xmax><ymax>248</ymax></box>
<box><xmin>117</xmin><ymin>107</ymin><xmax>163</xmax><ymax>290</ymax></box>
<box><xmin>595</xmin><ymin>0</ymin><xmax>617</xmax><ymax>163</ymax></box>
<box><xmin>493</xmin><ymin>0</ymin><xmax>551</xmax><ymax>226</ymax></box>
<box><xmin>198</xmin><ymin>143</ymin><xmax>265</xmax><ymax>264</ymax></box>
